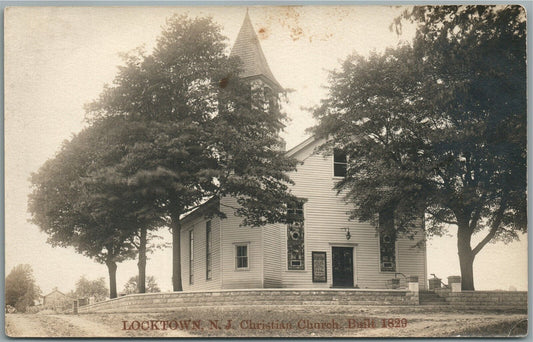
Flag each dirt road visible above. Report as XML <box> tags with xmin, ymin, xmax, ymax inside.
<box><xmin>4</xmin><ymin>306</ymin><xmax>527</xmax><ymax>338</ymax></box>
<box><xmin>5</xmin><ymin>313</ymin><xmax>191</xmax><ymax>338</ymax></box>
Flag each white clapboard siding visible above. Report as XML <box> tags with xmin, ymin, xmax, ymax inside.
<box><xmin>278</xmin><ymin>139</ymin><xmax>427</xmax><ymax>289</ymax></box>
<box><xmin>180</xmin><ymin>214</ymin><xmax>222</xmax><ymax>292</ymax></box>
<box><xmin>262</xmin><ymin>223</ymin><xmax>283</xmax><ymax>287</ymax></box>
<box><xmin>397</xmin><ymin>229</ymin><xmax>427</xmax><ymax>289</ymax></box>
<box><xmin>179</xmin><ymin>137</ymin><xmax>427</xmax><ymax>291</ymax></box>
<box><xmin>219</xmin><ymin>196</ymin><xmax>263</xmax><ymax>289</ymax></box>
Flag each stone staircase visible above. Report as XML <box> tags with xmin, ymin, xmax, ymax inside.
<box><xmin>419</xmin><ymin>291</ymin><xmax>448</xmax><ymax>305</ymax></box>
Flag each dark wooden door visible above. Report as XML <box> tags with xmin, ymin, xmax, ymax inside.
<box><xmin>332</xmin><ymin>247</ymin><xmax>354</xmax><ymax>287</ymax></box>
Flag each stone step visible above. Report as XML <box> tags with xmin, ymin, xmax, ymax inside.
<box><xmin>419</xmin><ymin>301</ymin><xmax>449</xmax><ymax>305</ymax></box>
<box><xmin>420</xmin><ymin>299</ymin><xmax>447</xmax><ymax>303</ymax></box>
<box><xmin>419</xmin><ymin>295</ymin><xmax>446</xmax><ymax>301</ymax></box>
<box><xmin>418</xmin><ymin>290</ymin><xmax>448</xmax><ymax>305</ymax></box>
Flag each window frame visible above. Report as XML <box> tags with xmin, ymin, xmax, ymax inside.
<box><xmin>378</xmin><ymin>210</ymin><xmax>398</xmax><ymax>273</ymax></box>
<box><xmin>206</xmin><ymin>220</ymin><xmax>212</xmax><ymax>280</ymax></box>
<box><xmin>189</xmin><ymin>230</ymin><xmax>194</xmax><ymax>284</ymax></box>
<box><xmin>234</xmin><ymin>243</ymin><xmax>250</xmax><ymax>271</ymax></box>
<box><xmin>287</xmin><ymin>200</ymin><xmax>306</xmax><ymax>271</ymax></box>
<box><xmin>333</xmin><ymin>148</ymin><xmax>348</xmax><ymax>178</ymax></box>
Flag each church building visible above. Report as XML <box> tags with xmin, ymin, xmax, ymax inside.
<box><xmin>179</xmin><ymin>12</ymin><xmax>427</xmax><ymax>291</ymax></box>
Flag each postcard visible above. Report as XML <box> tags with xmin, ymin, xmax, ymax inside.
<box><xmin>4</xmin><ymin>4</ymin><xmax>528</xmax><ymax>338</ymax></box>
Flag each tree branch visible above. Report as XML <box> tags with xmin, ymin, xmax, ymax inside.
<box><xmin>219</xmin><ymin>202</ymin><xmax>240</xmax><ymax>211</ymax></box>
<box><xmin>469</xmin><ymin>191</ymin><xmax>486</xmax><ymax>231</ymax></box>
<box><xmin>426</xmin><ymin>210</ymin><xmax>458</xmax><ymax>225</ymax></box>
<box><xmin>130</xmin><ymin>239</ymin><xmax>139</xmax><ymax>249</ymax></box>
<box><xmin>472</xmin><ymin>196</ymin><xmax>507</xmax><ymax>256</ymax></box>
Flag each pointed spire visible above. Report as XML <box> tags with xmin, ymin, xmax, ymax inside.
<box><xmin>230</xmin><ymin>11</ymin><xmax>282</xmax><ymax>91</ymax></box>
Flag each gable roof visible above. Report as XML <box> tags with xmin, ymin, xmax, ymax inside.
<box><xmin>44</xmin><ymin>289</ymin><xmax>66</xmax><ymax>297</ymax></box>
<box><xmin>286</xmin><ymin>136</ymin><xmax>317</xmax><ymax>157</ymax></box>
<box><xmin>180</xmin><ymin>136</ymin><xmax>321</xmax><ymax>224</ymax></box>
<box><xmin>180</xmin><ymin>196</ymin><xmax>220</xmax><ymax>226</ymax></box>
<box><xmin>230</xmin><ymin>11</ymin><xmax>282</xmax><ymax>91</ymax></box>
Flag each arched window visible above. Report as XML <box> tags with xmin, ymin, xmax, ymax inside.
<box><xmin>264</xmin><ymin>86</ymin><xmax>278</xmax><ymax>114</ymax></box>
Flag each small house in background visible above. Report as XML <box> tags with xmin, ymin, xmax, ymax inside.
<box><xmin>179</xmin><ymin>12</ymin><xmax>427</xmax><ymax>291</ymax></box>
<box><xmin>33</xmin><ymin>296</ymin><xmax>43</xmax><ymax>306</ymax></box>
<box><xmin>43</xmin><ymin>287</ymin><xmax>72</xmax><ymax>310</ymax></box>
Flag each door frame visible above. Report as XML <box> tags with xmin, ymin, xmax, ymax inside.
<box><xmin>330</xmin><ymin>243</ymin><xmax>358</xmax><ymax>288</ymax></box>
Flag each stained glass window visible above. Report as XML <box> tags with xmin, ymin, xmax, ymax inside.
<box><xmin>379</xmin><ymin>209</ymin><xmax>396</xmax><ymax>272</ymax></box>
<box><xmin>287</xmin><ymin>201</ymin><xmax>305</xmax><ymax>270</ymax></box>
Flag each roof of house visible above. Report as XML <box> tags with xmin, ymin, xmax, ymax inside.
<box><xmin>179</xmin><ymin>136</ymin><xmax>319</xmax><ymax>224</ymax></box>
<box><xmin>286</xmin><ymin>136</ymin><xmax>317</xmax><ymax>157</ymax></box>
<box><xmin>180</xmin><ymin>196</ymin><xmax>220</xmax><ymax>225</ymax></box>
<box><xmin>230</xmin><ymin>10</ymin><xmax>282</xmax><ymax>91</ymax></box>
<box><xmin>44</xmin><ymin>289</ymin><xmax>66</xmax><ymax>297</ymax></box>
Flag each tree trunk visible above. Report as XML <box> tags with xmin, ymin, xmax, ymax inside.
<box><xmin>137</xmin><ymin>226</ymin><xmax>147</xmax><ymax>293</ymax></box>
<box><xmin>458</xmin><ymin>248</ymin><xmax>475</xmax><ymax>290</ymax></box>
<box><xmin>457</xmin><ymin>221</ymin><xmax>475</xmax><ymax>291</ymax></box>
<box><xmin>106</xmin><ymin>260</ymin><xmax>118</xmax><ymax>299</ymax></box>
<box><xmin>171</xmin><ymin>213</ymin><xmax>183</xmax><ymax>292</ymax></box>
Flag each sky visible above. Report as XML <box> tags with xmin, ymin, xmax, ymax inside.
<box><xmin>4</xmin><ymin>5</ymin><xmax>527</xmax><ymax>294</ymax></box>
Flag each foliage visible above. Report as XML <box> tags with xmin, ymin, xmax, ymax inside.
<box><xmin>74</xmin><ymin>276</ymin><xmax>109</xmax><ymax>301</ymax></box>
<box><xmin>87</xmin><ymin>14</ymin><xmax>298</xmax><ymax>225</ymax></box>
<box><xmin>122</xmin><ymin>275</ymin><xmax>161</xmax><ymax>295</ymax></box>
<box><xmin>312</xmin><ymin>5</ymin><xmax>526</xmax><ymax>290</ymax></box>
<box><xmin>5</xmin><ymin>264</ymin><xmax>41</xmax><ymax>312</ymax></box>
<box><xmin>28</xmin><ymin>117</ymin><xmax>166</xmax><ymax>297</ymax></box>
<box><xmin>85</xmin><ymin>15</ymin><xmax>299</xmax><ymax>290</ymax></box>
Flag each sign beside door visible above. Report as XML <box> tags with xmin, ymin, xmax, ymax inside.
<box><xmin>312</xmin><ymin>251</ymin><xmax>327</xmax><ymax>283</ymax></box>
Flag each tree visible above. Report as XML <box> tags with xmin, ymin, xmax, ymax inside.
<box><xmin>129</xmin><ymin>231</ymin><xmax>169</xmax><ymax>294</ymax></box>
<box><xmin>28</xmin><ymin>117</ymin><xmax>164</xmax><ymax>298</ymax></box>
<box><xmin>86</xmin><ymin>15</ymin><xmax>299</xmax><ymax>291</ymax></box>
<box><xmin>74</xmin><ymin>276</ymin><xmax>109</xmax><ymax>301</ymax></box>
<box><xmin>122</xmin><ymin>275</ymin><xmax>161</xmax><ymax>295</ymax></box>
<box><xmin>76</xmin><ymin>120</ymin><xmax>168</xmax><ymax>295</ymax></box>
<box><xmin>5</xmin><ymin>264</ymin><xmax>41</xmax><ymax>312</ymax></box>
<box><xmin>312</xmin><ymin>5</ymin><xmax>526</xmax><ymax>290</ymax></box>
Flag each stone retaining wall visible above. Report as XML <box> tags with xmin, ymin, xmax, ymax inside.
<box><xmin>79</xmin><ymin>289</ymin><xmax>419</xmax><ymax>313</ymax></box>
<box><xmin>434</xmin><ymin>289</ymin><xmax>527</xmax><ymax>308</ymax></box>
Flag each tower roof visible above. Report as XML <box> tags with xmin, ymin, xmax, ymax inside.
<box><xmin>230</xmin><ymin>11</ymin><xmax>282</xmax><ymax>91</ymax></box>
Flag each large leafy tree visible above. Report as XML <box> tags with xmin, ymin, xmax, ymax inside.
<box><xmin>122</xmin><ymin>275</ymin><xmax>161</xmax><ymax>295</ymax></box>
<box><xmin>5</xmin><ymin>264</ymin><xmax>41</xmax><ymax>312</ymax></box>
<box><xmin>86</xmin><ymin>14</ymin><xmax>298</xmax><ymax>292</ymax></box>
<box><xmin>79</xmin><ymin>120</ymin><xmax>168</xmax><ymax>295</ymax></box>
<box><xmin>74</xmin><ymin>276</ymin><xmax>109</xmax><ymax>301</ymax></box>
<box><xmin>29</xmin><ymin>117</ymin><xmax>164</xmax><ymax>298</ymax></box>
<box><xmin>312</xmin><ymin>5</ymin><xmax>526</xmax><ymax>290</ymax></box>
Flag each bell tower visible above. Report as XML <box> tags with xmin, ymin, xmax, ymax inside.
<box><xmin>230</xmin><ymin>10</ymin><xmax>283</xmax><ymax>114</ymax></box>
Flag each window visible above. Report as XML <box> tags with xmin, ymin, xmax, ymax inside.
<box><xmin>379</xmin><ymin>209</ymin><xmax>396</xmax><ymax>272</ymax></box>
<box><xmin>235</xmin><ymin>244</ymin><xmax>248</xmax><ymax>269</ymax></box>
<box><xmin>264</xmin><ymin>86</ymin><xmax>278</xmax><ymax>114</ymax></box>
<box><xmin>287</xmin><ymin>201</ymin><xmax>305</xmax><ymax>270</ymax></box>
<box><xmin>333</xmin><ymin>148</ymin><xmax>347</xmax><ymax>177</ymax></box>
<box><xmin>206</xmin><ymin>221</ymin><xmax>212</xmax><ymax>280</ymax></box>
<box><xmin>189</xmin><ymin>230</ymin><xmax>194</xmax><ymax>284</ymax></box>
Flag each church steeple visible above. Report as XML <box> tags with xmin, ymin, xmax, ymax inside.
<box><xmin>230</xmin><ymin>11</ymin><xmax>282</xmax><ymax>91</ymax></box>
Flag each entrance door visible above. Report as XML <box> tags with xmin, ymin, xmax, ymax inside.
<box><xmin>332</xmin><ymin>247</ymin><xmax>354</xmax><ymax>287</ymax></box>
